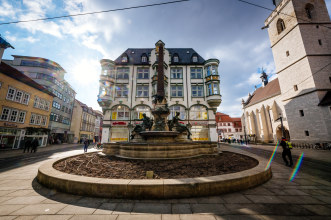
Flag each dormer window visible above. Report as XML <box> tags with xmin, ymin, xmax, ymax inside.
<box><xmin>192</xmin><ymin>55</ymin><xmax>198</xmax><ymax>63</ymax></box>
<box><xmin>173</xmin><ymin>54</ymin><xmax>179</xmax><ymax>63</ymax></box>
<box><xmin>121</xmin><ymin>54</ymin><xmax>128</xmax><ymax>63</ymax></box>
<box><xmin>305</xmin><ymin>4</ymin><xmax>314</xmax><ymax>19</ymax></box>
<box><xmin>277</xmin><ymin>19</ymin><xmax>286</xmax><ymax>34</ymax></box>
<box><xmin>141</xmin><ymin>54</ymin><xmax>148</xmax><ymax>63</ymax></box>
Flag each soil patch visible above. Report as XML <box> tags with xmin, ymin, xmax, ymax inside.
<box><xmin>53</xmin><ymin>151</ymin><xmax>258</xmax><ymax>179</ymax></box>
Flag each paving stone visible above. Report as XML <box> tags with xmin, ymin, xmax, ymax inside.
<box><xmin>0</xmin><ymin>216</ymin><xmax>17</xmax><ymax>220</ymax></box>
<box><xmin>0</xmin><ymin>197</ymin><xmax>14</xmax><ymax>204</ymax></box>
<box><xmin>245</xmin><ymin>195</ymin><xmax>287</xmax><ymax>204</ymax></box>
<box><xmin>0</xmin><ymin>190</ymin><xmax>15</xmax><ymax>196</ymax></box>
<box><xmin>33</xmin><ymin>215</ymin><xmax>73</xmax><ymax>220</ymax></box>
<box><xmin>93</xmin><ymin>203</ymin><xmax>118</xmax><ymax>215</ymax></box>
<box><xmin>3</xmin><ymin>196</ymin><xmax>46</xmax><ymax>205</ymax></box>
<box><xmin>5</xmin><ymin>190</ymin><xmax>35</xmax><ymax>197</ymax></box>
<box><xmin>112</xmin><ymin>203</ymin><xmax>134</xmax><ymax>214</ymax></box>
<box><xmin>242</xmin><ymin>187</ymin><xmax>275</xmax><ymax>196</ymax></box>
<box><xmin>301</xmin><ymin>189</ymin><xmax>331</xmax><ymax>196</ymax></box>
<box><xmin>47</xmin><ymin>193</ymin><xmax>82</xmax><ymax>204</ymax></box>
<box><xmin>259</xmin><ymin>216</ymin><xmax>311</xmax><ymax>220</ymax></box>
<box><xmin>70</xmin><ymin>215</ymin><xmax>118</xmax><ymax>220</ymax></box>
<box><xmin>268</xmin><ymin>189</ymin><xmax>309</xmax><ymax>196</ymax></box>
<box><xmin>179</xmin><ymin>214</ymin><xmax>216</xmax><ymax>220</ymax></box>
<box><xmin>277</xmin><ymin>196</ymin><xmax>326</xmax><ymax>204</ymax></box>
<box><xmin>0</xmin><ymin>204</ymin><xmax>26</xmax><ymax>215</ymax></box>
<box><xmin>215</xmin><ymin>215</ymin><xmax>265</xmax><ymax>220</ymax></box>
<box><xmin>312</xmin><ymin>196</ymin><xmax>331</xmax><ymax>204</ymax></box>
<box><xmin>224</xmin><ymin>204</ymin><xmax>273</xmax><ymax>215</ymax></box>
<box><xmin>132</xmin><ymin>203</ymin><xmax>171</xmax><ymax>214</ymax></box>
<box><xmin>177</xmin><ymin>198</ymin><xmax>198</xmax><ymax>204</ymax></box>
<box><xmin>301</xmin><ymin>205</ymin><xmax>331</xmax><ymax>216</ymax></box>
<box><xmin>220</xmin><ymin>193</ymin><xmax>252</xmax><ymax>203</ymax></box>
<box><xmin>197</xmin><ymin>196</ymin><xmax>225</xmax><ymax>204</ymax></box>
<box><xmin>161</xmin><ymin>214</ymin><xmax>180</xmax><ymax>220</ymax></box>
<box><xmin>76</xmin><ymin>197</ymin><xmax>109</xmax><ymax>205</ymax></box>
<box><xmin>171</xmin><ymin>204</ymin><xmax>192</xmax><ymax>214</ymax></box>
<box><xmin>57</xmin><ymin>204</ymin><xmax>98</xmax><ymax>215</ymax></box>
<box><xmin>11</xmin><ymin>204</ymin><xmax>67</xmax><ymax>215</ymax></box>
<box><xmin>191</xmin><ymin>204</ymin><xmax>228</xmax><ymax>215</ymax></box>
<box><xmin>13</xmin><ymin>216</ymin><xmax>37</xmax><ymax>220</ymax></box>
<box><xmin>117</xmin><ymin>214</ymin><xmax>161</xmax><ymax>220</ymax></box>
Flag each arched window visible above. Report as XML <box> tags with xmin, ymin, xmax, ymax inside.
<box><xmin>111</xmin><ymin>105</ymin><xmax>130</xmax><ymax>120</ymax></box>
<box><xmin>132</xmin><ymin>105</ymin><xmax>151</xmax><ymax>120</ymax></box>
<box><xmin>173</xmin><ymin>54</ymin><xmax>179</xmax><ymax>63</ymax></box>
<box><xmin>305</xmin><ymin>4</ymin><xmax>314</xmax><ymax>19</ymax></box>
<box><xmin>190</xmin><ymin>105</ymin><xmax>208</xmax><ymax>120</ymax></box>
<box><xmin>121</xmin><ymin>54</ymin><xmax>128</xmax><ymax>63</ymax></box>
<box><xmin>168</xmin><ymin>105</ymin><xmax>186</xmax><ymax>120</ymax></box>
<box><xmin>277</xmin><ymin>19</ymin><xmax>286</xmax><ymax>34</ymax></box>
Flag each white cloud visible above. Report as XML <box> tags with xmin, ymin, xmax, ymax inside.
<box><xmin>23</xmin><ymin>36</ymin><xmax>39</xmax><ymax>43</ymax></box>
<box><xmin>0</xmin><ymin>1</ymin><xmax>17</xmax><ymax>18</ymax></box>
<box><xmin>67</xmin><ymin>58</ymin><xmax>100</xmax><ymax>86</ymax></box>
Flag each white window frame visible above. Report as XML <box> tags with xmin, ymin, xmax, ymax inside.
<box><xmin>136</xmin><ymin>85</ymin><xmax>149</xmax><ymax>97</ymax></box>
<box><xmin>9</xmin><ymin>109</ymin><xmax>18</xmax><ymax>122</ymax></box>
<box><xmin>137</xmin><ymin>68</ymin><xmax>149</xmax><ymax>79</ymax></box>
<box><xmin>117</xmin><ymin>68</ymin><xmax>129</xmax><ymax>79</ymax></box>
<box><xmin>22</xmin><ymin>93</ymin><xmax>30</xmax><ymax>105</ymax></box>
<box><xmin>192</xmin><ymin>56</ymin><xmax>198</xmax><ymax>62</ymax></box>
<box><xmin>14</xmin><ymin>90</ymin><xmax>23</xmax><ymax>103</ymax></box>
<box><xmin>116</xmin><ymin>85</ymin><xmax>128</xmax><ymax>97</ymax></box>
<box><xmin>18</xmin><ymin>111</ymin><xmax>26</xmax><ymax>123</ymax></box>
<box><xmin>34</xmin><ymin>96</ymin><xmax>40</xmax><ymax>108</ymax></box>
<box><xmin>6</xmin><ymin>87</ymin><xmax>16</xmax><ymax>101</ymax></box>
<box><xmin>0</xmin><ymin>107</ymin><xmax>11</xmax><ymax>121</ymax></box>
<box><xmin>171</xmin><ymin>68</ymin><xmax>183</xmax><ymax>79</ymax></box>
<box><xmin>141</xmin><ymin>56</ymin><xmax>147</xmax><ymax>63</ymax></box>
<box><xmin>35</xmin><ymin>115</ymin><xmax>41</xmax><ymax>125</ymax></box>
<box><xmin>192</xmin><ymin>85</ymin><xmax>204</xmax><ymax>97</ymax></box>
<box><xmin>191</xmin><ymin>68</ymin><xmax>202</xmax><ymax>79</ymax></box>
<box><xmin>30</xmin><ymin>114</ymin><xmax>36</xmax><ymax>124</ymax></box>
<box><xmin>171</xmin><ymin>85</ymin><xmax>183</xmax><ymax>97</ymax></box>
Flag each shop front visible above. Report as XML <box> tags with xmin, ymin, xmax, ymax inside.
<box><xmin>190</xmin><ymin>121</ymin><xmax>209</xmax><ymax>141</ymax></box>
<box><xmin>110</xmin><ymin>121</ymin><xmax>129</xmax><ymax>142</ymax></box>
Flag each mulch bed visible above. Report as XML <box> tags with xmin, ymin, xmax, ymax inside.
<box><xmin>53</xmin><ymin>151</ymin><xmax>258</xmax><ymax>179</ymax></box>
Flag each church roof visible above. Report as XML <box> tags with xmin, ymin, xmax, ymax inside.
<box><xmin>244</xmin><ymin>78</ymin><xmax>281</xmax><ymax>107</ymax></box>
<box><xmin>0</xmin><ymin>35</ymin><xmax>14</xmax><ymax>49</ymax></box>
<box><xmin>114</xmin><ymin>48</ymin><xmax>205</xmax><ymax>65</ymax></box>
<box><xmin>318</xmin><ymin>91</ymin><xmax>331</xmax><ymax>106</ymax></box>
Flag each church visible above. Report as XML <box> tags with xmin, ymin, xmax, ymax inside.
<box><xmin>242</xmin><ymin>0</ymin><xmax>331</xmax><ymax>145</ymax></box>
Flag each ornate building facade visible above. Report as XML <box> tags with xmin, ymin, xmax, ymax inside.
<box><xmin>98</xmin><ymin>41</ymin><xmax>222</xmax><ymax>143</ymax></box>
<box><xmin>242</xmin><ymin>0</ymin><xmax>331</xmax><ymax>144</ymax></box>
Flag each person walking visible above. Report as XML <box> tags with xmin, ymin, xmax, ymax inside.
<box><xmin>280</xmin><ymin>137</ymin><xmax>293</xmax><ymax>167</ymax></box>
<box><xmin>83</xmin><ymin>139</ymin><xmax>89</xmax><ymax>153</ymax></box>
<box><xmin>23</xmin><ymin>139</ymin><xmax>31</xmax><ymax>153</ymax></box>
<box><xmin>31</xmin><ymin>138</ymin><xmax>39</xmax><ymax>153</ymax></box>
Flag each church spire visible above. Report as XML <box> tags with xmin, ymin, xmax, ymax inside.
<box><xmin>260</xmin><ymin>68</ymin><xmax>268</xmax><ymax>87</ymax></box>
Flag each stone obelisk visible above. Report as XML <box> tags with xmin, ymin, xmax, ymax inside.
<box><xmin>151</xmin><ymin>40</ymin><xmax>170</xmax><ymax>131</ymax></box>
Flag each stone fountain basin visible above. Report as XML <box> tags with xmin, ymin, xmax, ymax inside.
<box><xmin>140</xmin><ymin>131</ymin><xmax>179</xmax><ymax>137</ymax></box>
<box><xmin>37</xmin><ymin>147</ymin><xmax>272</xmax><ymax>199</ymax></box>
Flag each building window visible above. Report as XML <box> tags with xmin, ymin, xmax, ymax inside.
<box><xmin>228</xmin><ymin>123</ymin><xmax>231</xmax><ymax>126</ymax></box>
<box><xmin>52</xmin><ymin>101</ymin><xmax>61</xmax><ymax>110</ymax></box>
<box><xmin>115</xmin><ymin>85</ymin><xmax>128</xmax><ymax>97</ymax></box>
<box><xmin>116</xmin><ymin>68</ymin><xmax>129</xmax><ymax>79</ymax></box>
<box><xmin>168</xmin><ymin>105</ymin><xmax>186</xmax><ymax>120</ymax></box>
<box><xmin>171</xmin><ymin>68</ymin><xmax>183</xmax><ymax>79</ymax></box>
<box><xmin>14</xmin><ymin>90</ymin><xmax>23</xmax><ymax>103</ymax></box>
<box><xmin>286</xmin><ymin>51</ymin><xmax>290</xmax><ymax>57</ymax></box>
<box><xmin>133</xmin><ymin>106</ymin><xmax>151</xmax><ymax>120</ymax></box>
<box><xmin>112</xmin><ymin>105</ymin><xmax>130</xmax><ymax>120</ymax></box>
<box><xmin>6</xmin><ymin>87</ymin><xmax>16</xmax><ymax>101</ymax></box>
<box><xmin>305</xmin><ymin>4</ymin><xmax>314</xmax><ymax>19</ymax></box>
<box><xmin>277</xmin><ymin>19</ymin><xmax>286</xmax><ymax>34</ymax></box>
<box><xmin>18</xmin><ymin>111</ymin><xmax>26</xmax><ymax>123</ymax></box>
<box><xmin>207</xmin><ymin>83</ymin><xmax>220</xmax><ymax>95</ymax></box>
<box><xmin>0</xmin><ymin>107</ymin><xmax>10</xmax><ymax>121</ymax></box>
<box><xmin>41</xmin><ymin>116</ymin><xmax>47</xmax><ymax>126</ymax></box>
<box><xmin>173</xmin><ymin>55</ymin><xmax>179</xmax><ymax>63</ymax></box>
<box><xmin>299</xmin><ymin>110</ymin><xmax>304</xmax><ymax>117</ymax></box>
<box><xmin>205</xmin><ymin>65</ymin><xmax>218</xmax><ymax>76</ymax></box>
<box><xmin>171</xmin><ymin>85</ymin><xmax>183</xmax><ymax>97</ymax></box>
<box><xmin>192</xmin><ymin>55</ymin><xmax>198</xmax><ymax>63</ymax></box>
<box><xmin>294</xmin><ymin>85</ymin><xmax>298</xmax><ymax>91</ymax></box>
<box><xmin>318</xmin><ymin>39</ymin><xmax>322</xmax><ymax>45</ymax></box>
<box><xmin>137</xmin><ymin>68</ymin><xmax>149</xmax><ymax>79</ymax></box>
<box><xmin>190</xmin><ymin>105</ymin><xmax>208</xmax><ymax>120</ymax></box>
<box><xmin>192</xmin><ymin>85</ymin><xmax>204</xmax><ymax>97</ymax></box>
<box><xmin>305</xmin><ymin>130</ymin><xmax>309</xmax><ymax>136</ymax></box>
<box><xmin>191</xmin><ymin>68</ymin><xmax>203</xmax><ymax>79</ymax></box>
<box><xmin>228</xmin><ymin>128</ymin><xmax>231</xmax><ymax>132</ymax></box>
<box><xmin>9</xmin><ymin>109</ymin><xmax>18</xmax><ymax>122</ymax></box>
<box><xmin>141</xmin><ymin>55</ymin><xmax>148</xmax><ymax>63</ymax></box>
<box><xmin>121</xmin><ymin>55</ymin><xmax>128</xmax><ymax>63</ymax></box>
<box><xmin>22</xmin><ymin>93</ymin><xmax>30</xmax><ymax>105</ymax></box>
<box><xmin>136</xmin><ymin>85</ymin><xmax>149</xmax><ymax>97</ymax></box>
<box><xmin>30</xmin><ymin>114</ymin><xmax>36</xmax><ymax>124</ymax></box>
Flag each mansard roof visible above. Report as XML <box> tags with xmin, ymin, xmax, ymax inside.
<box><xmin>244</xmin><ymin>78</ymin><xmax>281</xmax><ymax>107</ymax></box>
<box><xmin>114</xmin><ymin>48</ymin><xmax>205</xmax><ymax>65</ymax></box>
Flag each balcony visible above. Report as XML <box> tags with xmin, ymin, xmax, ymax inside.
<box><xmin>206</xmin><ymin>94</ymin><xmax>222</xmax><ymax>108</ymax></box>
<box><xmin>97</xmin><ymin>95</ymin><xmax>112</xmax><ymax>108</ymax></box>
<box><xmin>99</xmin><ymin>75</ymin><xmax>115</xmax><ymax>83</ymax></box>
<box><xmin>205</xmin><ymin>75</ymin><xmax>219</xmax><ymax>82</ymax></box>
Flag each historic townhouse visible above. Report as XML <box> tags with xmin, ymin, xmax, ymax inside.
<box><xmin>216</xmin><ymin>112</ymin><xmax>244</xmax><ymax>141</ymax></box>
<box><xmin>0</xmin><ymin>37</ymin><xmax>54</xmax><ymax>148</ymax></box>
<box><xmin>98</xmin><ymin>40</ymin><xmax>222</xmax><ymax>143</ymax></box>
<box><xmin>242</xmin><ymin>0</ymin><xmax>331</xmax><ymax>144</ymax></box>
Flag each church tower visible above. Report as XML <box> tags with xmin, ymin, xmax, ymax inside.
<box><xmin>265</xmin><ymin>0</ymin><xmax>331</xmax><ymax>143</ymax></box>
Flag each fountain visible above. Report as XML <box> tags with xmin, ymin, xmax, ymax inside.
<box><xmin>103</xmin><ymin>41</ymin><xmax>218</xmax><ymax>159</ymax></box>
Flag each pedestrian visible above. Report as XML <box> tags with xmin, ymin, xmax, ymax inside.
<box><xmin>83</xmin><ymin>139</ymin><xmax>88</xmax><ymax>152</ymax></box>
<box><xmin>31</xmin><ymin>138</ymin><xmax>39</xmax><ymax>153</ymax></box>
<box><xmin>280</xmin><ymin>137</ymin><xmax>293</xmax><ymax>167</ymax></box>
<box><xmin>23</xmin><ymin>139</ymin><xmax>31</xmax><ymax>153</ymax></box>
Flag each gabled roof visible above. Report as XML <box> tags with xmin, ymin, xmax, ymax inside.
<box><xmin>0</xmin><ymin>62</ymin><xmax>54</xmax><ymax>96</ymax></box>
<box><xmin>0</xmin><ymin>35</ymin><xmax>14</xmax><ymax>49</ymax></box>
<box><xmin>244</xmin><ymin>78</ymin><xmax>281</xmax><ymax>107</ymax></box>
<box><xmin>114</xmin><ymin>48</ymin><xmax>205</xmax><ymax>65</ymax></box>
<box><xmin>216</xmin><ymin>112</ymin><xmax>242</xmax><ymax>125</ymax></box>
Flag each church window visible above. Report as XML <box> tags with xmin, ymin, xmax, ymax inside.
<box><xmin>305</xmin><ymin>130</ymin><xmax>309</xmax><ymax>136</ymax></box>
<box><xmin>305</xmin><ymin>4</ymin><xmax>314</xmax><ymax>19</ymax></box>
<box><xmin>318</xmin><ymin>40</ymin><xmax>322</xmax><ymax>45</ymax></box>
<box><xmin>294</xmin><ymin>85</ymin><xmax>298</xmax><ymax>91</ymax></box>
<box><xmin>286</xmin><ymin>51</ymin><xmax>290</xmax><ymax>57</ymax></box>
<box><xmin>299</xmin><ymin>110</ymin><xmax>304</xmax><ymax>117</ymax></box>
<box><xmin>277</xmin><ymin>19</ymin><xmax>286</xmax><ymax>34</ymax></box>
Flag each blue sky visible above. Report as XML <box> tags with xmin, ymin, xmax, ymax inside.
<box><xmin>1</xmin><ymin>0</ymin><xmax>330</xmax><ymax>116</ymax></box>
